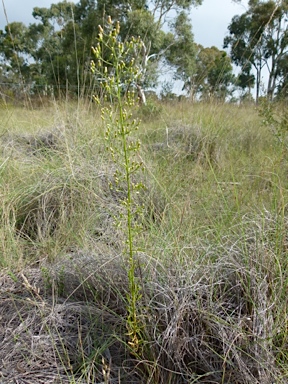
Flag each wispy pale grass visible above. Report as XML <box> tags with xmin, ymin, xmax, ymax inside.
<box><xmin>0</xmin><ymin>99</ymin><xmax>287</xmax><ymax>382</ymax></box>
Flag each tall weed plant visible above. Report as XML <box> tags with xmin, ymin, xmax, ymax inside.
<box><xmin>91</xmin><ymin>18</ymin><xmax>145</xmax><ymax>353</ymax></box>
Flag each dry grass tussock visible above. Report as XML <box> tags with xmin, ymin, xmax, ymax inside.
<box><xmin>0</xmin><ymin>216</ymin><xmax>287</xmax><ymax>384</ymax></box>
<box><xmin>0</xmin><ymin>127</ymin><xmax>64</xmax><ymax>160</ymax></box>
<box><xmin>9</xmin><ymin>163</ymin><xmax>164</xmax><ymax>251</ymax></box>
<box><xmin>148</xmin><ymin>123</ymin><xmax>221</xmax><ymax>167</ymax></box>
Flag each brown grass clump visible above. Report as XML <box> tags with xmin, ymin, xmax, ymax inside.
<box><xmin>13</xmin><ymin>182</ymin><xmax>77</xmax><ymax>242</ymax></box>
<box><xmin>148</xmin><ymin>123</ymin><xmax>220</xmax><ymax>166</ymax></box>
<box><xmin>1</xmin><ymin>128</ymin><xmax>63</xmax><ymax>159</ymax></box>
<box><xmin>139</xmin><ymin>252</ymin><xmax>283</xmax><ymax>384</ymax></box>
<box><xmin>0</xmin><ymin>255</ymin><xmax>136</xmax><ymax>384</ymax></box>
<box><xmin>0</xmin><ymin>224</ymin><xmax>286</xmax><ymax>383</ymax></box>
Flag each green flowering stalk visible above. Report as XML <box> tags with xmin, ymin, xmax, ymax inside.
<box><xmin>91</xmin><ymin>18</ymin><xmax>145</xmax><ymax>353</ymax></box>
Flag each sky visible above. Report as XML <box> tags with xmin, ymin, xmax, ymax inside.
<box><xmin>1</xmin><ymin>0</ymin><xmax>248</xmax><ymax>49</ymax></box>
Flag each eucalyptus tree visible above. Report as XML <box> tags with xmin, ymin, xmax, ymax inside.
<box><xmin>191</xmin><ymin>45</ymin><xmax>235</xmax><ymax>101</ymax></box>
<box><xmin>0</xmin><ymin>22</ymin><xmax>32</xmax><ymax>81</ymax></box>
<box><xmin>164</xmin><ymin>11</ymin><xmax>197</xmax><ymax>97</ymax></box>
<box><xmin>224</xmin><ymin>0</ymin><xmax>288</xmax><ymax>102</ymax></box>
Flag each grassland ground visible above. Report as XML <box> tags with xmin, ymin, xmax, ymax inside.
<box><xmin>0</xmin><ymin>99</ymin><xmax>287</xmax><ymax>383</ymax></box>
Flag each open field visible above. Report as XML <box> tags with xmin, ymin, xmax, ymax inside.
<box><xmin>0</xmin><ymin>99</ymin><xmax>288</xmax><ymax>383</ymax></box>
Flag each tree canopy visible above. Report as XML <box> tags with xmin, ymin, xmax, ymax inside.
<box><xmin>224</xmin><ymin>0</ymin><xmax>288</xmax><ymax>102</ymax></box>
<box><xmin>182</xmin><ymin>44</ymin><xmax>234</xmax><ymax>100</ymax></box>
<box><xmin>0</xmin><ymin>0</ymin><xmax>204</xmax><ymax>100</ymax></box>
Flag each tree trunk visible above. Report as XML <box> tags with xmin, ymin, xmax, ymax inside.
<box><xmin>136</xmin><ymin>84</ymin><xmax>146</xmax><ymax>105</ymax></box>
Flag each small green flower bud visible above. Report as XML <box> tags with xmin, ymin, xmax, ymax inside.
<box><xmin>116</xmin><ymin>21</ymin><xmax>120</xmax><ymax>34</ymax></box>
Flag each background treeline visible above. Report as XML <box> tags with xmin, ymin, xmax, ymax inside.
<box><xmin>0</xmin><ymin>0</ymin><xmax>288</xmax><ymax>103</ymax></box>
